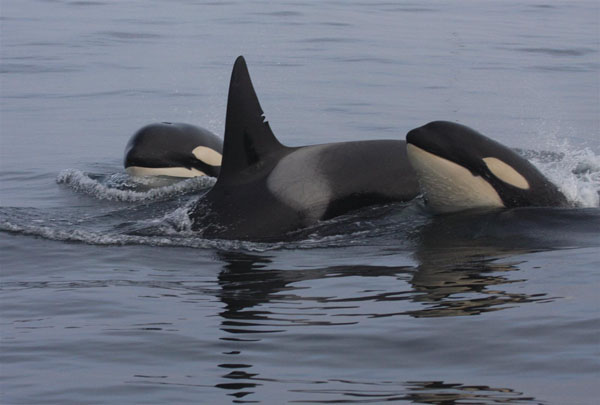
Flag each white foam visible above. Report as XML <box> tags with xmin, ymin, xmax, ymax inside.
<box><xmin>133</xmin><ymin>206</ymin><xmax>196</xmax><ymax>236</ymax></box>
<box><xmin>56</xmin><ymin>169</ymin><xmax>216</xmax><ymax>202</ymax></box>
<box><xmin>527</xmin><ymin>141</ymin><xmax>600</xmax><ymax>208</ymax></box>
<box><xmin>0</xmin><ymin>217</ymin><xmax>282</xmax><ymax>251</ymax></box>
<box><xmin>0</xmin><ymin>201</ymin><xmax>407</xmax><ymax>251</ymax></box>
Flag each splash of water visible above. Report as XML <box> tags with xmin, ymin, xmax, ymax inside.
<box><xmin>524</xmin><ymin>141</ymin><xmax>600</xmax><ymax>208</ymax></box>
<box><xmin>56</xmin><ymin>169</ymin><xmax>216</xmax><ymax>202</ymax></box>
<box><xmin>0</xmin><ymin>201</ymin><xmax>418</xmax><ymax>251</ymax></box>
<box><xmin>0</xmin><ymin>209</ymin><xmax>281</xmax><ymax>251</ymax></box>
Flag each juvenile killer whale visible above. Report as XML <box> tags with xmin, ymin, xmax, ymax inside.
<box><xmin>192</xmin><ymin>56</ymin><xmax>419</xmax><ymax>240</ymax></box>
<box><xmin>124</xmin><ymin>122</ymin><xmax>223</xmax><ymax>178</ymax></box>
<box><xmin>405</xmin><ymin>121</ymin><xmax>569</xmax><ymax>213</ymax></box>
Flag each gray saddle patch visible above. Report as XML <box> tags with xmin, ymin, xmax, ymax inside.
<box><xmin>266</xmin><ymin>144</ymin><xmax>333</xmax><ymax>222</ymax></box>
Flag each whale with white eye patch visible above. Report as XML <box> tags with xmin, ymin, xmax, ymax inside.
<box><xmin>124</xmin><ymin>122</ymin><xmax>223</xmax><ymax>178</ymax></box>
<box><xmin>405</xmin><ymin>121</ymin><xmax>569</xmax><ymax>213</ymax></box>
<box><xmin>191</xmin><ymin>56</ymin><xmax>419</xmax><ymax>241</ymax></box>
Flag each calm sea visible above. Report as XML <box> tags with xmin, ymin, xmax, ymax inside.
<box><xmin>1</xmin><ymin>0</ymin><xmax>599</xmax><ymax>404</ymax></box>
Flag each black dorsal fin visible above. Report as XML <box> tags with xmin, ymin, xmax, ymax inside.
<box><xmin>216</xmin><ymin>56</ymin><xmax>284</xmax><ymax>183</ymax></box>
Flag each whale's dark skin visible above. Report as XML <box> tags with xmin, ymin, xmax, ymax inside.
<box><xmin>124</xmin><ymin>122</ymin><xmax>223</xmax><ymax>178</ymax></box>
<box><xmin>406</xmin><ymin>121</ymin><xmax>569</xmax><ymax>212</ymax></box>
<box><xmin>191</xmin><ymin>56</ymin><xmax>419</xmax><ymax>241</ymax></box>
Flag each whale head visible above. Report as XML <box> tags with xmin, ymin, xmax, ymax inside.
<box><xmin>406</xmin><ymin>121</ymin><xmax>568</xmax><ymax>213</ymax></box>
<box><xmin>124</xmin><ymin>122</ymin><xmax>223</xmax><ymax>178</ymax></box>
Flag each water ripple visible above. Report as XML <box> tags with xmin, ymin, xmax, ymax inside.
<box><xmin>287</xmin><ymin>380</ymin><xmax>542</xmax><ymax>404</ymax></box>
<box><xmin>517</xmin><ymin>47</ymin><xmax>596</xmax><ymax>57</ymax></box>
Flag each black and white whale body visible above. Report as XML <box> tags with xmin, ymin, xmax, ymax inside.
<box><xmin>192</xmin><ymin>56</ymin><xmax>419</xmax><ymax>240</ymax></box>
<box><xmin>406</xmin><ymin>121</ymin><xmax>569</xmax><ymax>213</ymax></box>
<box><xmin>124</xmin><ymin>122</ymin><xmax>223</xmax><ymax>178</ymax></box>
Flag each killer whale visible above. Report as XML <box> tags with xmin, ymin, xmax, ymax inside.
<box><xmin>406</xmin><ymin>121</ymin><xmax>569</xmax><ymax>213</ymax></box>
<box><xmin>124</xmin><ymin>122</ymin><xmax>223</xmax><ymax>178</ymax></box>
<box><xmin>191</xmin><ymin>56</ymin><xmax>419</xmax><ymax>240</ymax></box>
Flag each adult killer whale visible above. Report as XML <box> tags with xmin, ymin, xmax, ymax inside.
<box><xmin>405</xmin><ymin>120</ymin><xmax>569</xmax><ymax>213</ymax></box>
<box><xmin>124</xmin><ymin>122</ymin><xmax>223</xmax><ymax>178</ymax></box>
<box><xmin>191</xmin><ymin>56</ymin><xmax>419</xmax><ymax>240</ymax></box>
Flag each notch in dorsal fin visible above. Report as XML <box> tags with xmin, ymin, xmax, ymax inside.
<box><xmin>217</xmin><ymin>56</ymin><xmax>284</xmax><ymax>182</ymax></box>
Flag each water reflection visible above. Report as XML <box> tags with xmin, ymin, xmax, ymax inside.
<box><xmin>290</xmin><ymin>380</ymin><xmax>541</xmax><ymax>404</ymax></box>
<box><xmin>408</xmin><ymin>259</ymin><xmax>546</xmax><ymax>318</ymax></box>
<box><xmin>406</xmin><ymin>210</ymin><xmax>567</xmax><ymax>317</ymax></box>
<box><xmin>216</xmin><ymin>251</ymin><xmax>546</xmax><ymax>325</ymax></box>
<box><xmin>217</xmin><ymin>251</ymin><xmax>412</xmax><ymax>314</ymax></box>
<box><xmin>213</xmin><ymin>378</ymin><xmax>543</xmax><ymax>404</ymax></box>
<box><xmin>213</xmin><ymin>233</ymin><xmax>549</xmax><ymax>402</ymax></box>
<box><xmin>403</xmin><ymin>381</ymin><xmax>539</xmax><ymax>404</ymax></box>
<box><xmin>207</xmin><ymin>207</ymin><xmax>600</xmax><ymax>401</ymax></box>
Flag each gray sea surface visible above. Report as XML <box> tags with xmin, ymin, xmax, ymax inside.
<box><xmin>1</xmin><ymin>0</ymin><xmax>599</xmax><ymax>404</ymax></box>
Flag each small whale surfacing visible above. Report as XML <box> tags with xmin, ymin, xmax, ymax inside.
<box><xmin>124</xmin><ymin>122</ymin><xmax>223</xmax><ymax>178</ymax></box>
<box><xmin>405</xmin><ymin>121</ymin><xmax>569</xmax><ymax>213</ymax></box>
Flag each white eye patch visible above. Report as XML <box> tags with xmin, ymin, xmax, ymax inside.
<box><xmin>192</xmin><ymin>146</ymin><xmax>222</xmax><ymax>166</ymax></box>
<box><xmin>483</xmin><ymin>157</ymin><xmax>530</xmax><ymax>190</ymax></box>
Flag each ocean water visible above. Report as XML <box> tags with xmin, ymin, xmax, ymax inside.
<box><xmin>1</xmin><ymin>0</ymin><xmax>599</xmax><ymax>404</ymax></box>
